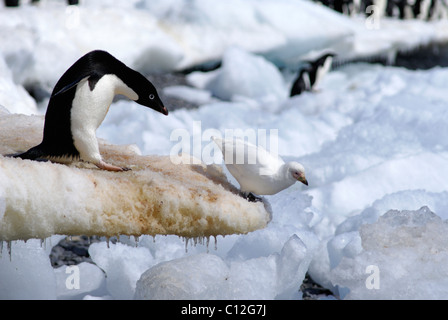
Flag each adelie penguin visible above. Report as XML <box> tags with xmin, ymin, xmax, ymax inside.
<box><xmin>290</xmin><ymin>52</ymin><xmax>335</xmax><ymax>97</ymax></box>
<box><xmin>11</xmin><ymin>50</ymin><xmax>168</xmax><ymax>172</ymax></box>
<box><xmin>290</xmin><ymin>66</ymin><xmax>312</xmax><ymax>97</ymax></box>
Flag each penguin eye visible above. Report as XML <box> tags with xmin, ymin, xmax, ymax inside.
<box><xmin>149</xmin><ymin>94</ymin><xmax>155</xmax><ymax>100</ymax></box>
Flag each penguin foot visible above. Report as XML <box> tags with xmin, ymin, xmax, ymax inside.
<box><xmin>243</xmin><ymin>192</ymin><xmax>263</xmax><ymax>203</ymax></box>
<box><xmin>96</xmin><ymin>160</ymin><xmax>131</xmax><ymax>172</ymax></box>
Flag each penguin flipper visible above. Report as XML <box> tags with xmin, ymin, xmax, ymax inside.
<box><xmin>52</xmin><ymin>75</ymin><xmax>90</xmax><ymax>97</ymax></box>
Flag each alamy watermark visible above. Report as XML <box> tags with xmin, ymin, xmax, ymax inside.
<box><xmin>65</xmin><ymin>265</ymin><xmax>80</xmax><ymax>290</ymax></box>
<box><xmin>169</xmin><ymin>121</ymin><xmax>279</xmax><ymax>175</ymax></box>
<box><xmin>365</xmin><ymin>5</ymin><xmax>382</xmax><ymax>30</ymax></box>
<box><xmin>365</xmin><ymin>265</ymin><xmax>380</xmax><ymax>290</ymax></box>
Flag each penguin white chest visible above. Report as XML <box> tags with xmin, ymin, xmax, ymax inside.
<box><xmin>71</xmin><ymin>75</ymin><xmax>117</xmax><ymax>131</ymax></box>
<box><xmin>314</xmin><ymin>57</ymin><xmax>333</xmax><ymax>89</ymax></box>
<box><xmin>70</xmin><ymin>74</ymin><xmax>137</xmax><ymax>164</ymax></box>
<box><xmin>303</xmin><ymin>71</ymin><xmax>311</xmax><ymax>90</ymax></box>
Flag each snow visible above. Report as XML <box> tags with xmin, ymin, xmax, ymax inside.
<box><xmin>1</xmin><ymin>0</ymin><xmax>448</xmax><ymax>300</ymax></box>
<box><xmin>0</xmin><ymin>237</ymin><xmax>61</xmax><ymax>299</ymax></box>
<box><xmin>0</xmin><ymin>55</ymin><xmax>37</xmax><ymax>115</ymax></box>
<box><xmin>204</xmin><ymin>47</ymin><xmax>288</xmax><ymax>105</ymax></box>
<box><xmin>135</xmin><ymin>234</ymin><xmax>312</xmax><ymax>300</ymax></box>
<box><xmin>163</xmin><ymin>85</ymin><xmax>216</xmax><ymax>106</ymax></box>
<box><xmin>54</xmin><ymin>261</ymin><xmax>107</xmax><ymax>300</ymax></box>
<box><xmin>89</xmin><ymin>242</ymin><xmax>155</xmax><ymax>300</ymax></box>
<box><xmin>328</xmin><ymin>205</ymin><xmax>448</xmax><ymax>299</ymax></box>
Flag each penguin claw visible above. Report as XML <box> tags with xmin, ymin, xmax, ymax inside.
<box><xmin>96</xmin><ymin>161</ymin><xmax>130</xmax><ymax>172</ymax></box>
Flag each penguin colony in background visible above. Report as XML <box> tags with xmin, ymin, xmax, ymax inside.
<box><xmin>314</xmin><ymin>0</ymin><xmax>448</xmax><ymax>20</ymax></box>
<box><xmin>290</xmin><ymin>52</ymin><xmax>335</xmax><ymax>97</ymax></box>
<box><xmin>11</xmin><ymin>50</ymin><xmax>168</xmax><ymax>172</ymax></box>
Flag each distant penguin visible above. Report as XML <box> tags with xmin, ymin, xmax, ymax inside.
<box><xmin>307</xmin><ymin>52</ymin><xmax>335</xmax><ymax>90</ymax></box>
<box><xmin>290</xmin><ymin>66</ymin><xmax>311</xmax><ymax>97</ymax></box>
<box><xmin>290</xmin><ymin>52</ymin><xmax>335</xmax><ymax>97</ymax></box>
<box><xmin>12</xmin><ymin>50</ymin><xmax>168</xmax><ymax>171</ymax></box>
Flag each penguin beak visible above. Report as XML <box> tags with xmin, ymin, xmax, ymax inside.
<box><xmin>152</xmin><ymin>100</ymin><xmax>168</xmax><ymax>116</ymax></box>
<box><xmin>157</xmin><ymin>99</ymin><xmax>169</xmax><ymax>115</ymax></box>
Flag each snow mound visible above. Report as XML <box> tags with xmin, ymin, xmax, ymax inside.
<box><xmin>329</xmin><ymin>206</ymin><xmax>448</xmax><ymax>299</ymax></box>
<box><xmin>0</xmin><ymin>54</ymin><xmax>37</xmax><ymax>115</ymax></box>
<box><xmin>203</xmin><ymin>47</ymin><xmax>288</xmax><ymax>106</ymax></box>
<box><xmin>135</xmin><ymin>234</ymin><xmax>313</xmax><ymax>300</ymax></box>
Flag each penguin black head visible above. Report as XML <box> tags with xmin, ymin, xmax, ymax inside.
<box><xmin>134</xmin><ymin>78</ymin><xmax>168</xmax><ymax>116</ymax></box>
<box><xmin>52</xmin><ymin>50</ymin><xmax>168</xmax><ymax>116</ymax></box>
<box><xmin>311</xmin><ymin>52</ymin><xmax>336</xmax><ymax>68</ymax></box>
<box><xmin>116</xmin><ymin>62</ymin><xmax>168</xmax><ymax>116</ymax></box>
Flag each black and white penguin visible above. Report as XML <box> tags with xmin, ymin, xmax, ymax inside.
<box><xmin>12</xmin><ymin>50</ymin><xmax>168</xmax><ymax>172</ymax></box>
<box><xmin>290</xmin><ymin>52</ymin><xmax>335</xmax><ymax>97</ymax></box>
<box><xmin>290</xmin><ymin>66</ymin><xmax>311</xmax><ymax>97</ymax></box>
<box><xmin>306</xmin><ymin>52</ymin><xmax>335</xmax><ymax>90</ymax></box>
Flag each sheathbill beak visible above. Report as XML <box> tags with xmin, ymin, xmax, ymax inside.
<box><xmin>298</xmin><ymin>174</ymin><xmax>308</xmax><ymax>186</ymax></box>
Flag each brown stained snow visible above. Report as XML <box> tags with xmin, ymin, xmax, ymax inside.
<box><xmin>0</xmin><ymin>113</ymin><xmax>271</xmax><ymax>241</ymax></box>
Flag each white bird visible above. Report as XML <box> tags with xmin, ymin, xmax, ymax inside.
<box><xmin>212</xmin><ymin>136</ymin><xmax>308</xmax><ymax>201</ymax></box>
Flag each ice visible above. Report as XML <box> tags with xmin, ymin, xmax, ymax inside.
<box><xmin>135</xmin><ymin>235</ymin><xmax>312</xmax><ymax>300</ymax></box>
<box><xmin>54</xmin><ymin>262</ymin><xmax>107</xmax><ymax>300</ymax></box>
<box><xmin>2</xmin><ymin>0</ymin><xmax>448</xmax><ymax>300</ymax></box>
<box><xmin>163</xmin><ymin>85</ymin><xmax>216</xmax><ymax>105</ymax></box>
<box><xmin>298</xmin><ymin>65</ymin><xmax>448</xmax><ymax>234</ymax></box>
<box><xmin>0</xmin><ymin>2</ymin><xmax>183</xmax><ymax>88</ymax></box>
<box><xmin>0</xmin><ymin>239</ymin><xmax>57</xmax><ymax>299</ymax></box>
<box><xmin>134</xmin><ymin>253</ymin><xmax>228</xmax><ymax>300</ymax></box>
<box><xmin>202</xmin><ymin>47</ymin><xmax>288</xmax><ymax>106</ymax></box>
<box><xmin>0</xmin><ymin>54</ymin><xmax>38</xmax><ymax>115</ymax></box>
<box><xmin>328</xmin><ymin>206</ymin><xmax>448</xmax><ymax>299</ymax></box>
<box><xmin>139</xmin><ymin>0</ymin><xmax>355</xmax><ymax>69</ymax></box>
<box><xmin>89</xmin><ymin>242</ymin><xmax>155</xmax><ymax>300</ymax></box>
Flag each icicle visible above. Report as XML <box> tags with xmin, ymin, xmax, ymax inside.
<box><xmin>214</xmin><ymin>236</ymin><xmax>218</xmax><ymax>251</ymax></box>
<box><xmin>40</xmin><ymin>238</ymin><xmax>46</xmax><ymax>250</ymax></box>
<box><xmin>0</xmin><ymin>241</ymin><xmax>3</xmax><ymax>258</ymax></box>
<box><xmin>184</xmin><ymin>237</ymin><xmax>189</xmax><ymax>253</ymax></box>
<box><xmin>106</xmin><ymin>237</ymin><xmax>110</xmax><ymax>249</ymax></box>
<box><xmin>206</xmin><ymin>236</ymin><xmax>210</xmax><ymax>254</ymax></box>
<box><xmin>7</xmin><ymin>241</ymin><xmax>12</xmax><ymax>261</ymax></box>
<box><xmin>134</xmin><ymin>236</ymin><xmax>139</xmax><ymax>248</ymax></box>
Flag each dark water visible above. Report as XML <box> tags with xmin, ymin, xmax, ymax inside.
<box><xmin>332</xmin><ymin>42</ymin><xmax>448</xmax><ymax>71</ymax></box>
<box><xmin>394</xmin><ymin>42</ymin><xmax>448</xmax><ymax>69</ymax></box>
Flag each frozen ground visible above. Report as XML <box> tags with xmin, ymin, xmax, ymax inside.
<box><xmin>1</xmin><ymin>0</ymin><xmax>448</xmax><ymax>300</ymax></box>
